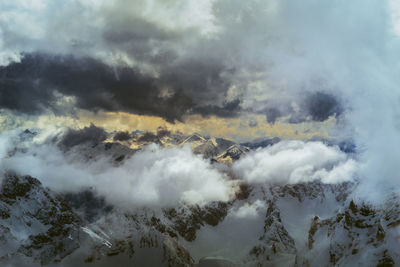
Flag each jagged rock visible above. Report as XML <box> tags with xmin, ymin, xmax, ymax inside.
<box><xmin>303</xmin><ymin>199</ymin><xmax>399</xmax><ymax>266</ymax></box>
<box><xmin>377</xmin><ymin>250</ymin><xmax>395</xmax><ymax>267</ymax></box>
<box><xmin>249</xmin><ymin>201</ymin><xmax>296</xmax><ymax>265</ymax></box>
<box><xmin>62</xmin><ymin>190</ymin><xmax>113</xmax><ymax>223</ymax></box>
<box><xmin>0</xmin><ymin>174</ymin><xmax>82</xmax><ymax>265</ymax></box>
<box><xmin>163</xmin><ymin>235</ymin><xmax>194</xmax><ymax>267</ymax></box>
<box><xmin>165</xmin><ymin>202</ymin><xmax>228</xmax><ymax>242</ymax></box>
<box><xmin>215</xmin><ymin>145</ymin><xmax>249</xmax><ymax>164</ymax></box>
<box><xmin>2</xmin><ymin>130</ymin><xmax>400</xmax><ymax>266</ymax></box>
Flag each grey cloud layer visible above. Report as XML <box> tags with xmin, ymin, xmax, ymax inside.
<box><xmin>1</xmin><ymin>0</ymin><xmax>400</xmax><ymax>191</ymax></box>
<box><xmin>0</xmin><ymin>54</ymin><xmax>196</xmax><ymax>121</ymax></box>
<box><xmin>0</xmin><ymin>0</ymin><xmax>349</xmax><ymax>123</ymax></box>
<box><xmin>0</xmin><ymin>129</ymin><xmax>237</xmax><ymax>208</ymax></box>
<box><xmin>0</xmin><ymin>128</ymin><xmax>357</xmax><ymax>209</ymax></box>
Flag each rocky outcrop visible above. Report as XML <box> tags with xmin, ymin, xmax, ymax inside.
<box><xmin>303</xmin><ymin>199</ymin><xmax>400</xmax><ymax>266</ymax></box>
<box><xmin>164</xmin><ymin>202</ymin><xmax>229</xmax><ymax>242</ymax></box>
<box><xmin>249</xmin><ymin>201</ymin><xmax>296</xmax><ymax>265</ymax></box>
<box><xmin>0</xmin><ymin>173</ymin><xmax>82</xmax><ymax>265</ymax></box>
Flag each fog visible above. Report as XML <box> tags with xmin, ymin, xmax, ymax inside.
<box><xmin>0</xmin><ymin>130</ymin><xmax>237</xmax><ymax>208</ymax></box>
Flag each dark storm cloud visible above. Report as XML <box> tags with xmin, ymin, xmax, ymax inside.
<box><xmin>160</xmin><ymin>58</ymin><xmax>233</xmax><ymax>105</ymax></box>
<box><xmin>156</xmin><ymin>127</ymin><xmax>171</xmax><ymax>138</ymax></box>
<box><xmin>261</xmin><ymin>92</ymin><xmax>342</xmax><ymax>125</ymax></box>
<box><xmin>261</xmin><ymin>104</ymin><xmax>297</xmax><ymax>125</ymax></box>
<box><xmin>58</xmin><ymin>124</ymin><xmax>107</xmax><ymax>150</ymax></box>
<box><xmin>137</xmin><ymin>131</ymin><xmax>159</xmax><ymax>143</ymax></box>
<box><xmin>0</xmin><ymin>53</ymin><xmax>194</xmax><ymax>121</ymax></box>
<box><xmin>0</xmin><ymin>53</ymin><xmax>240</xmax><ymax>121</ymax></box>
<box><xmin>113</xmin><ymin>131</ymin><xmax>132</xmax><ymax>141</ymax></box>
<box><xmin>135</xmin><ymin>128</ymin><xmax>172</xmax><ymax>143</ymax></box>
<box><xmin>0</xmin><ymin>56</ymin><xmax>56</xmax><ymax>114</ymax></box>
<box><xmin>305</xmin><ymin>92</ymin><xmax>343</xmax><ymax>122</ymax></box>
<box><xmin>193</xmin><ymin>99</ymin><xmax>241</xmax><ymax>118</ymax></box>
<box><xmin>265</xmin><ymin>107</ymin><xmax>282</xmax><ymax>124</ymax></box>
<box><xmin>0</xmin><ymin>0</ymin><xmax>352</xmax><ymax>126</ymax></box>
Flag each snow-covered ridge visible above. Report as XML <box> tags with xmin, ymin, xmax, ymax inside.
<box><xmin>1</xmin><ymin>129</ymin><xmax>397</xmax><ymax>266</ymax></box>
<box><xmin>1</xmin><ymin>170</ymin><xmax>399</xmax><ymax>266</ymax></box>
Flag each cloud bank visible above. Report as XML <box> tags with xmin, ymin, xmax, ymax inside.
<box><xmin>0</xmin><ymin>130</ymin><xmax>236</xmax><ymax>208</ymax></box>
<box><xmin>0</xmin><ymin>0</ymin><xmax>368</xmax><ymax>124</ymax></box>
<box><xmin>233</xmin><ymin>141</ymin><xmax>357</xmax><ymax>184</ymax></box>
<box><xmin>0</xmin><ymin>128</ymin><xmax>359</xmax><ymax>211</ymax></box>
<box><xmin>1</xmin><ymin>0</ymin><xmax>400</xmax><ymax>198</ymax></box>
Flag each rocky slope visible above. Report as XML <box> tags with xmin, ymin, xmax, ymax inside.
<box><xmin>0</xmin><ymin>173</ymin><xmax>82</xmax><ymax>265</ymax></box>
<box><xmin>1</xmin><ymin>171</ymin><xmax>400</xmax><ymax>266</ymax></box>
<box><xmin>1</xmin><ymin>130</ymin><xmax>399</xmax><ymax>266</ymax></box>
<box><xmin>0</xmin><ymin>173</ymin><xmax>197</xmax><ymax>267</ymax></box>
<box><xmin>110</xmin><ymin>131</ymin><xmax>249</xmax><ymax>164</ymax></box>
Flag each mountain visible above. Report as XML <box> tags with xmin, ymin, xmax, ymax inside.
<box><xmin>240</xmin><ymin>137</ymin><xmax>281</xmax><ymax>149</ymax></box>
<box><xmin>68</xmin><ymin>142</ymin><xmax>137</xmax><ymax>165</ymax></box>
<box><xmin>215</xmin><ymin>144</ymin><xmax>250</xmax><ymax>164</ymax></box>
<box><xmin>2</xmin><ymin>170</ymin><xmax>399</xmax><ymax>266</ymax></box>
<box><xmin>109</xmin><ymin>131</ymin><xmax>249</xmax><ymax>163</ymax></box>
<box><xmin>0</xmin><ymin>173</ymin><xmax>82</xmax><ymax>265</ymax></box>
<box><xmin>1</xmin><ymin>130</ymin><xmax>399</xmax><ymax>266</ymax></box>
<box><xmin>0</xmin><ymin>173</ymin><xmax>196</xmax><ymax>266</ymax></box>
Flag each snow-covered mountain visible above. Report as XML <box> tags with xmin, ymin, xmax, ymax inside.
<box><xmin>110</xmin><ymin>131</ymin><xmax>249</xmax><ymax>164</ymax></box>
<box><xmin>0</xmin><ymin>130</ymin><xmax>399</xmax><ymax>266</ymax></box>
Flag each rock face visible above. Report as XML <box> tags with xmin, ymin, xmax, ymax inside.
<box><xmin>249</xmin><ymin>201</ymin><xmax>296</xmax><ymax>263</ymax></box>
<box><xmin>302</xmin><ymin>200</ymin><xmax>399</xmax><ymax>267</ymax></box>
<box><xmin>0</xmin><ymin>173</ymin><xmax>82</xmax><ymax>265</ymax></box>
<box><xmin>1</xmin><ymin>171</ymin><xmax>400</xmax><ymax>266</ymax></box>
<box><xmin>243</xmin><ymin>181</ymin><xmax>400</xmax><ymax>267</ymax></box>
<box><xmin>110</xmin><ymin>131</ymin><xmax>249</xmax><ymax>163</ymax></box>
<box><xmin>68</xmin><ymin>142</ymin><xmax>137</xmax><ymax>165</ymax></box>
<box><xmin>164</xmin><ymin>202</ymin><xmax>228</xmax><ymax>242</ymax></box>
<box><xmin>215</xmin><ymin>145</ymin><xmax>250</xmax><ymax>164</ymax></box>
<box><xmin>0</xmin><ymin>174</ymin><xmax>196</xmax><ymax>267</ymax></box>
<box><xmin>2</xmin><ymin>130</ymin><xmax>400</xmax><ymax>266</ymax></box>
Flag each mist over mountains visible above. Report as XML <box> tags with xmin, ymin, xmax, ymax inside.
<box><xmin>0</xmin><ymin>127</ymin><xmax>397</xmax><ymax>266</ymax></box>
<box><xmin>1</xmin><ymin>0</ymin><xmax>400</xmax><ymax>266</ymax></box>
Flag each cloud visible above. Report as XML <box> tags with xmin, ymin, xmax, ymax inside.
<box><xmin>305</xmin><ymin>92</ymin><xmax>343</xmax><ymax>122</ymax></box>
<box><xmin>112</xmin><ymin>131</ymin><xmax>131</xmax><ymax>141</ymax></box>
<box><xmin>229</xmin><ymin>200</ymin><xmax>266</xmax><ymax>219</ymax></box>
<box><xmin>192</xmin><ymin>99</ymin><xmax>242</xmax><ymax>118</ymax></box>
<box><xmin>0</xmin><ymin>0</ymin><xmax>358</xmax><ymax>124</ymax></box>
<box><xmin>0</xmin><ymin>54</ymin><xmax>195</xmax><ymax>122</ymax></box>
<box><xmin>265</xmin><ymin>108</ymin><xmax>282</xmax><ymax>124</ymax></box>
<box><xmin>156</xmin><ymin>127</ymin><xmax>171</xmax><ymax>138</ymax></box>
<box><xmin>137</xmin><ymin>131</ymin><xmax>159</xmax><ymax>143</ymax></box>
<box><xmin>0</xmin><ymin>0</ymin><xmax>239</xmax><ymax>121</ymax></box>
<box><xmin>0</xmin><ymin>130</ymin><xmax>236</xmax><ymax>208</ymax></box>
<box><xmin>58</xmin><ymin>123</ymin><xmax>107</xmax><ymax>150</ymax></box>
<box><xmin>248</xmin><ymin>118</ymin><xmax>258</xmax><ymax>128</ymax></box>
<box><xmin>232</xmin><ymin>141</ymin><xmax>357</xmax><ymax>184</ymax></box>
<box><xmin>1</xmin><ymin>0</ymin><xmax>400</xmax><ymax>196</ymax></box>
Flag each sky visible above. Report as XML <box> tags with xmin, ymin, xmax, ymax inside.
<box><xmin>1</xmin><ymin>0</ymin><xmax>400</xmax><ymax>200</ymax></box>
<box><xmin>0</xmin><ymin>0</ymin><xmax>362</xmax><ymax>142</ymax></box>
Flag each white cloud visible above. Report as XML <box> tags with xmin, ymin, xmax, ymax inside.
<box><xmin>229</xmin><ymin>200</ymin><xmax>266</xmax><ymax>219</ymax></box>
<box><xmin>1</xmin><ymin>0</ymin><xmax>400</xmax><ymax>201</ymax></box>
<box><xmin>232</xmin><ymin>141</ymin><xmax>356</xmax><ymax>184</ymax></box>
<box><xmin>0</xmin><ymin>0</ymin><xmax>218</xmax><ymax>66</ymax></box>
<box><xmin>0</xmin><ymin>131</ymin><xmax>236</xmax><ymax>208</ymax></box>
